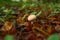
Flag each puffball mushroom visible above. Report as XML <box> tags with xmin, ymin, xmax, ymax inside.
<box><xmin>28</xmin><ymin>15</ymin><xmax>36</xmax><ymax>21</ymax></box>
<box><xmin>28</xmin><ymin>11</ymin><xmax>42</xmax><ymax>21</ymax></box>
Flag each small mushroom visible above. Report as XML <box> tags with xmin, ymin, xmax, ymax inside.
<box><xmin>28</xmin><ymin>15</ymin><xmax>36</xmax><ymax>21</ymax></box>
<box><xmin>28</xmin><ymin>11</ymin><xmax>42</xmax><ymax>21</ymax></box>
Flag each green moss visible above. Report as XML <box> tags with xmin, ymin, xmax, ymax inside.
<box><xmin>3</xmin><ymin>35</ymin><xmax>14</xmax><ymax>40</ymax></box>
<box><xmin>47</xmin><ymin>33</ymin><xmax>59</xmax><ymax>40</ymax></box>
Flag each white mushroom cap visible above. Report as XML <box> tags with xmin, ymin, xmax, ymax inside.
<box><xmin>28</xmin><ymin>15</ymin><xmax>36</xmax><ymax>21</ymax></box>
